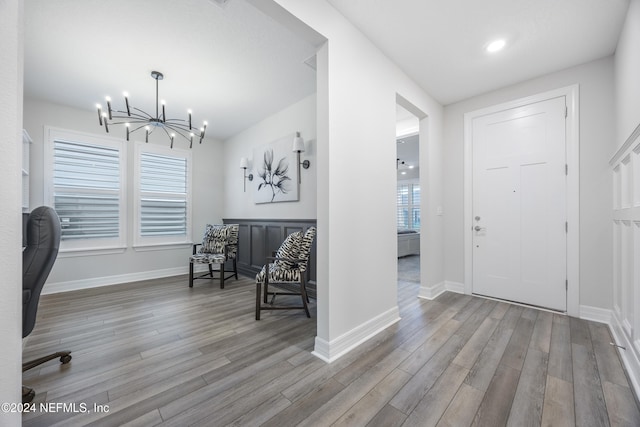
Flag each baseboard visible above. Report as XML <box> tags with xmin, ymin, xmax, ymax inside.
<box><xmin>445</xmin><ymin>281</ymin><xmax>465</xmax><ymax>294</ymax></box>
<box><xmin>579</xmin><ymin>304</ymin><xmax>612</xmax><ymax>324</ymax></box>
<box><xmin>43</xmin><ymin>266</ymin><xmax>190</xmax><ymax>294</ymax></box>
<box><xmin>312</xmin><ymin>306</ymin><xmax>400</xmax><ymax>363</ymax></box>
<box><xmin>418</xmin><ymin>281</ymin><xmax>464</xmax><ymax>300</ymax></box>
<box><xmin>418</xmin><ymin>281</ymin><xmax>446</xmax><ymax>300</ymax></box>
<box><xmin>609</xmin><ymin>311</ymin><xmax>640</xmax><ymax>401</ymax></box>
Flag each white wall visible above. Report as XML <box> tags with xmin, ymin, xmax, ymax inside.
<box><xmin>23</xmin><ymin>97</ymin><xmax>224</xmax><ymax>292</ymax></box>
<box><xmin>261</xmin><ymin>0</ymin><xmax>444</xmax><ymax>361</ymax></box>
<box><xmin>0</xmin><ymin>0</ymin><xmax>23</xmax><ymax>420</ymax></box>
<box><xmin>609</xmin><ymin>0</ymin><xmax>640</xmax><ymax>397</ymax></box>
<box><xmin>615</xmin><ymin>0</ymin><xmax>640</xmax><ymax>145</ymax></box>
<box><xmin>444</xmin><ymin>56</ymin><xmax>616</xmax><ymax>310</ymax></box>
<box><xmin>223</xmin><ymin>93</ymin><xmax>316</xmax><ymax>219</ymax></box>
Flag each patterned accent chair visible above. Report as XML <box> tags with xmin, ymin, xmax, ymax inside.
<box><xmin>189</xmin><ymin>224</ymin><xmax>239</xmax><ymax>289</ymax></box>
<box><xmin>255</xmin><ymin>226</ymin><xmax>316</xmax><ymax>320</ymax></box>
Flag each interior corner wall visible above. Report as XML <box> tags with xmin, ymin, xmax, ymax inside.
<box><xmin>443</xmin><ymin>56</ymin><xmax>616</xmax><ymax>310</ymax></box>
<box><xmin>23</xmin><ymin>97</ymin><xmax>224</xmax><ymax>292</ymax></box>
<box><xmin>222</xmin><ymin>93</ymin><xmax>317</xmax><ymax>219</ymax></box>
<box><xmin>269</xmin><ymin>0</ymin><xmax>444</xmax><ymax>359</ymax></box>
<box><xmin>0</xmin><ymin>0</ymin><xmax>24</xmax><ymax>415</ymax></box>
<box><xmin>616</xmin><ymin>0</ymin><xmax>640</xmax><ymax>146</ymax></box>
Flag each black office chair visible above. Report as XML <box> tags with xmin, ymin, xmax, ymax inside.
<box><xmin>22</xmin><ymin>206</ymin><xmax>71</xmax><ymax>403</ymax></box>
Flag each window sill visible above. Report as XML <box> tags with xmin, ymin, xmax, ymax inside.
<box><xmin>133</xmin><ymin>242</ymin><xmax>194</xmax><ymax>252</ymax></box>
<box><xmin>58</xmin><ymin>246</ymin><xmax>127</xmax><ymax>258</ymax></box>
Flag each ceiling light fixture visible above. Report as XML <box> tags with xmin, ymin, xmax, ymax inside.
<box><xmin>95</xmin><ymin>71</ymin><xmax>207</xmax><ymax>148</ymax></box>
<box><xmin>486</xmin><ymin>39</ymin><xmax>506</xmax><ymax>53</ymax></box>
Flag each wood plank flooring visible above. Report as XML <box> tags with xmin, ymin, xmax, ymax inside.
<box><xmin>22</xmin><ymin>259</ymin><xmax>640</xmax><ymax>426</ymax></box>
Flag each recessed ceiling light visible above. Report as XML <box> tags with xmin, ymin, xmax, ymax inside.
<box><xmin>486</xmin><ymin>39</ymin><xmax>506</xmax><ymax>53</ymax></box>
<box><xmin>401</xmin><ymin>171</ymin><xmax>407</xmax><ymax>175</ymax></box>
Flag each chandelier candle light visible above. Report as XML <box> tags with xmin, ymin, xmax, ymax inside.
<box><xmin>96</xmin><ymin>71</ymin><xmax>207</xmax><ymax>148</ymax></box>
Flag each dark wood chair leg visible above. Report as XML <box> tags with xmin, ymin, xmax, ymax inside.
<box><xmin>256</xmin><ymin>281</ymin><xmax>261</xmax><ymax>320</ymax></box>
<box><xmin>189</xmin><ymin>262</ymin><xmax>194</xmax><ymax>287</ymax></box>
<box><xmin>300</xmin><ymin>277</ymin><xmax>311</xmax><ymax>318</ymax></box>
<box><xmin>263</xmin><ymin>271</ymin><xmax>269</xmax><ymax>304</ymax></box>
<box><xmin>233</xmin><ymin>259</ymin><xmax>238</xmax><ymax>279</ymax></box>
<box><xmin>220</xmin><ymin>262</ymin><xmax>225</xmax><ymax>289</ymax></box>
<box><xmin>208</xmin><ymin>263</ymin><xmax>214</xmax><ymax>278</ymax></box>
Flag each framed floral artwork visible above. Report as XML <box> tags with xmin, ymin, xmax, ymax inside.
<box><xmin>253</xmin><ymin>133</ymin><xmax>299</xmax><ymax>203</ymax></box>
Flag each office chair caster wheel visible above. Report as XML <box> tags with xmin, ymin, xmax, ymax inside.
<box><xmin>22</xmin><ymin>386</ymin><xmax>35</xmax><ymax>404</ymax></box>
<box><xmin>60</xmin><ymin>354</ymin><xmax>72</xmax><ymax>364</ymax></box>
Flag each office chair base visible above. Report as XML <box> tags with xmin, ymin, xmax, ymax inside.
<box><xmin>22</xmin><ymin>386</ymin><xmax>35</xmax><ymax>404</ymax></box>
<box><xmin>22</xmin><ymin>351</ymin><xmax>72</xmax><ymax>403</ymax></box>
<box><xmin>22</xmin><ymin>351</ymin><xmax>72</xmax><ymax>372</ymax></box>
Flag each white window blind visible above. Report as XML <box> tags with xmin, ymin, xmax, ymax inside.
<box><xmin>53</xmin><ymin>140</ymin><xmax>121</xmax><ymax>240</ymax></box>
<box><xmin>139</xmin><ymin>152</ymin><xmax>188</xmax><ymax>238</ymax></box>
<box><xmin>397</xmin><ymin>183</ymin><xmax>420</xmax><ymax>230</ymax></box>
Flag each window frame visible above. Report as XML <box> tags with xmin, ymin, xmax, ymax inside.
<box><xmin>397</xmin><ymin>181</ymin><xmax>421</xmax><ymax>231</ymax></box>
<box><xmin>133</xmin><ymin>140</ymin><xmax>193</xmax><ymax>250</ymax></box>
<box><xmin>44</xmin><ymin>126</ymin><xmax>127</xmax><ymax>256</ymax></box>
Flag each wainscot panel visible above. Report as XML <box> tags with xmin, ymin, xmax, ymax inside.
<box><xmin>224</xmin><ymin>218</ymin><xmax>317</xmax><ymax>297</ymax></box>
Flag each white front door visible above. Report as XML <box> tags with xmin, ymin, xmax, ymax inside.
<box><xmin>472</xmin><ymin>96</ymin><xmax>567</xmax><ymax>311</ymax></box>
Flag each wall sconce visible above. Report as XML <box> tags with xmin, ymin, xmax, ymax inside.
<box><xmin>292</xmin><ymin>131</ymin><xmax>310</xmax><ymax>184</ymax></box>
<box><xmin>240</xmin><ymin>157</ymin><xmax>253</xmax><ymax>192</ymax></box>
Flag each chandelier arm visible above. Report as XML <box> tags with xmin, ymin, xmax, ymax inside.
<box><xmin>165</xmin><ymin>125</ymin><xmax>196</xmax><ymax>142</ymax></box>
<box><xmin>95</xmin><ymin>71</ymin><xmax>207</xmax><ymax>148</ymax></box>
<box><xmin>132</xmin><ymin>107</ymin><xmax>155</xmax><ymax>120</ymax></box>
<box><xmin>128</xmin><ymin>123</ymin><xmax>150</xmax><ymax>134</ymax></box>
<box><xmin>163</xmin><ymin>122</ymin><xmax>194</xmax><ymax>132</ymax></box>
<box><xmin>158</xmin><ymin>125</ymin><xmax>176</xmax><ymax>149</ymax></box>
<box><xmin>109</xmin><ymin>119</ymin><xmax>150</xmax><ymax>126</ymax></box>
<box><xmin>111</xmin><ymin>111</ymin><xmax>149</xmax><ymax>121</ymax></box>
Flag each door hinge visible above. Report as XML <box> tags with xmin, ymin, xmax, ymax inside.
<box><xmin>565</xmin><ymin>106</ymin><xmax>568</xmax><ymax>118</ymax></box>
<box><xmin>565</xmin><ymin>222</ymin><xmax>568</xmax><ymax>233</ymax></box>
<box><xmin>565</xmin><ymin>164</ymin><xmax>568</xmax><ymax>175</ymax></box>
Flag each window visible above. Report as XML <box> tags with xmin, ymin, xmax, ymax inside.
<box><xmin>134</xmin><ymin>142</ymin><xmax>192</xmax><ymax>247</ymax></box>
<box><xmin>45</xmin><ymin>127</ymin><xmax>126</xmax><ymax>253</ymax></box>
<box><xmin>397</xmin><ymin>183</ymin><xmax>420</xmax><ymax>230</ymax></box>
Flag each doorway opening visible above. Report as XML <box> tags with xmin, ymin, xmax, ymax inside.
<box><xmin>396</xmin><ymin>103</ymin><xmax>421</xmax><ymax>307</ymax></box>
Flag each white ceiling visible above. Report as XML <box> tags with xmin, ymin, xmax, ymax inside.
<box><xmin>327</xmin><ymin>0</ymin><xmax>630</xmax><ymax>105</ymax></box>
<box><xmin>24</xmin><ymin>0</ymin><xmax>631</xmax><ymax>142</ymax></box>
<box><xmin>24</xmin><ymin>0</ymin><xmax>318</xmax><ymax>140</ymax></box>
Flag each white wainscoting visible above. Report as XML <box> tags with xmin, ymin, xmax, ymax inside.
<box><xmin>609</xmin><ymin>121</ymin><xmax>640</xmax><ymax>400</ymax></box>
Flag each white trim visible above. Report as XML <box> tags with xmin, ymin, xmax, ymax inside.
<box><xmin>311</xmin><ymin>306</ymin><xmax>400</xmax><ymax>363</ymax></box>
<box><xmin>579</xmin><ymin>305</ymin><xmax>612</xmax><ymax>324</ymax></box>
<box><xmin>610</xmin><ymin>311</ymin><xmax>640</xmax><ymax>401</ymax></box>
<box><xmin>133</xmin><ymin>141</ymin><xmax>193</xmax><ymax>248</ymax></box>
<box><xmin>57</xmin><ymin>246</ymin><xmax>127</xmax><ymax>258</ymax></box>
<box><xmin>610</xmin><ymin>120</ymin><xmax>640</xmax><ymax>166</ymax></box>
<box><xmin>133</xmin><ymin>242</ymin><xmax>193</xmax><ymax>252</ymax></box>
<box><xmin>42</xmin><ymin>266</ymin><xmax>189</xmax><ymax>295</ymax></box>
<box><xmin>463</xmin><ymin>85</ymin><xmax>580</xmax><ymax>316</ymax></box>
<box><xmin>445</xmin><ymin>281</ymin><xmax>465</xmax><ymax>294</ymax></box>
<box><xmin>44</xmin><ymin>126</ymin><xmax>128</xmax><ymax>253</ymax></box>
<box><xmin>418</xmin><ymin>281</ymin><xmax>446</xmax><ymax>300</ymax></box>
<box><xmin>417</xmin><ymin>281</ymin><xmax>464</xmax><ymax>300</ymax></box>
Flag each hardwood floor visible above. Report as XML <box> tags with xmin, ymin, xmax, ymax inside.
<box><xmin>22</xmin><ymin>263</ymin><xmax>640</xmax><ymax>426</ymax></box>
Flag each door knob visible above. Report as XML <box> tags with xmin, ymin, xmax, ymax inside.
<box><xmin>474</xmin><ymin>226</ymin><xmax>482</xmax><ymax>231</ymax></box>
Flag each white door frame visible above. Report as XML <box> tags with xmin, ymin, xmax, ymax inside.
<box><xmin>463</xmin><ymin>85</ymin><xmax>580</xmax><ymax>316</ymax></box>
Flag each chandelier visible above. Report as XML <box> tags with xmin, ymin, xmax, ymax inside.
<box><xmin>96</xmin><ymin>71</ymin><xmax>207</xmax><ymax>148</ymax></box>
